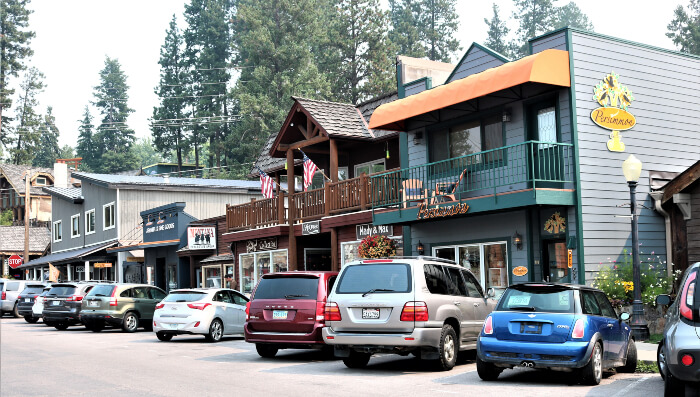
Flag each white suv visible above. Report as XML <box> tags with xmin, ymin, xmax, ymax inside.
<box><xmin>322</xmin><ymin>257</ymin><xmax>497</xmax><ymax>370</ymax></box>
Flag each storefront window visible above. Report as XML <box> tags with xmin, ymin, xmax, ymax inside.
<box><xmin>167</xmin><ymin>264</ymin><xmax>177</xmax><ymax>290</ymax></box>
<box><xmin>272</xmin><ymin>252</ymin><xmax>287</xmax><ymax>273</ymax></box>
<box><xmin>240</xmin><ymin>254</ymin><xmax>254</xmax><ymax>294</ymax></box>
<box><xmin>203</xmin><ymin>265</ymin><xmax>221</xmax><ymax>288</ymax></box>
<box><xmin>239</xmin><ymin>250</ymin><xmax>287</xmax><ymax>295</ymax></box>
<box><xmin>434</xmin><ymin>241</ymin><xmax>508</xmax><ymax>291</ymax></box>
<box><xmin>458</xmin><ymin>246</ymin><xmax>481</xmax><ymax>283</ymax></box>
<box><xmin>341</xmin><ymin>238</ymin><xmax>404</xmax><ymax>267</ymax></box>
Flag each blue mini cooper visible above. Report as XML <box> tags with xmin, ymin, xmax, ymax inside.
<box><xmin>476</xmin><ymin>283</ymin><xmax>637</xmax><ymax>385</ymax></box>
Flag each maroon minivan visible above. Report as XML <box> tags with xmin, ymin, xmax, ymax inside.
<box><xmin>244</xmin><ymin>271</ymin><xmax>338</xmax><ymax>358</ymax></box>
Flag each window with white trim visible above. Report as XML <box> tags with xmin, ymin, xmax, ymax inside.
<box><xmin>35</xmin><ymin>176</ymin><xmax>47</xmax><ymax>186</ymax></box>
<box><xmin>53</xmin><ymin>220</ymin><xmax>62</xmax><ymax>242</ymax></box>
<box><xmin>71</xmin><ymin>214</ymin><xmax>80</xmax><ymax>238</ymax></box>
<box><xmin>354</xmin><ymin>159</ymin><xmax>385</xmax><ymax>178</ymax></box>
<box><xmin>85</xmin><ymin>209</ymin><xmax>95</xmax><ymax>234</ymax></box>
<box><xmin>103</xmin><ymin>202</ymin><xmax>115</xmax><ymax>230</ymax></box>
<box><xmin>433</xmin><ymin>241</ymin><xmax>508</xmax><ymax>290</ymax></box>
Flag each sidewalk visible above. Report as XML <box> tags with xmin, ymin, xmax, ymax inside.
<box><xmin>636</xmin><ymin>341</ymin><xmax>658</xmax><ymax>362</ymax></box>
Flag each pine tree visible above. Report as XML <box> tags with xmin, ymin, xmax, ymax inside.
<box><xmin>76</xmin><ymin>105</ymin><xmax>97</xmax><ymax>171</ymax></box>
<box><xmin>389</xmin><ymin>0</ymin><xmax>461</xmax><ymax>62</ymax></box>
<box><xmin>511</xmin><ymin>0</ymin><xmax>556</xmax><ymax>58</ymax></box>
<box><xmin>327</xmin><ymin>0</ymin><xmax>396</xmax><ymax>104</ymax></box>
<box><xmin>388</xmin><ymin>0</ymin><xmax>425</xmax><ymax>58</ymax></box>
<box><xmin>58</xmin><ymin>144</ymin><xmax>74</xmax><ymax>161</ymax></box>
<box><xmin>0</xmin><ymin>0</ymin><xmax>35</xmax><ymax>142</ymax></box>
<box><xmin>91</xmin><ymin>56</ymin><xmax>138</xmax><ymax>173</ymax></box>
<box><xmin>152</xmin><ymin>15</ymin><xmax>190</xmax><ymax>172</ymax></box>
<box><xmin>32</xmin><ymin>106</ymin><xmax>61</xmax><ymax>167</ymax></box>
<box><xmin>553</xmin><ymin>1</ymin><xmax>594</xmax><ymax>31</ymax></box>
<box><xmin>483</xmin><ymin>3</ymin><xmax>512</xmax><ymax>58</ymax></box>
<box><xmin>667</xmin><ymin>0</ymin><xmax>700</xmax><ymax>55</ymax></box>
<box><xmin>10</xmin><ymin>67</ymin><xmax>43</xmax><ymax>165</ymax></box>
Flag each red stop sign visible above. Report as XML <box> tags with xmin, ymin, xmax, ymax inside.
<box><xmin>8</xmin><ymin>254</ymin><xmax>23</xmax><ymax>269</ymax></box>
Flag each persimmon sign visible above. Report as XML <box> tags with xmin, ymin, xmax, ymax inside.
<box><xmin>8</xmin><ymin>255</ymin><xmax>23</xmax><ymax>269</ymax></box>
<box><xmin>590</xmin><ymin>107</ymin><xmax>636</xmax><ymax>131</ymax></box>
<box><xmin>591</xmin><ymin>71</ymin><xmax>636</xmax><ymax>152</ymax></box>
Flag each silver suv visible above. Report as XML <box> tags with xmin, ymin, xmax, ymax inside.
<box><xmin>322</xmin><ymin>257</ymin><xmax>497</xmax><ymax>370</ymax></box>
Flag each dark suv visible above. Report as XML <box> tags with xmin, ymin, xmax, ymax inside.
<box><xmin>16</xmin><ymin>283</ymin><xmax>48</xmax><ymax>323</ymax></box>
<box><xmin>43</xmin><ymin>282</ymin><xmax>110</xmax><ymax>330</ymax></box>
<box><xmin>245</xmin><ymin>271</ymin><xmax>338</xmax><ymax>358</ymax></box>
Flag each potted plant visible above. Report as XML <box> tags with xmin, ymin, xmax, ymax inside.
<box><xmin>358</xmin><ymin>235</ymin><xmax>397</xmax><ymax>259</ymax></box>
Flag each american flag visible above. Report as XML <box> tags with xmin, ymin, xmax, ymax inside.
<box><xmin>301</xmin><ymin>150</ymin><xmax>318</xmax><ymax>191</ymax></box>
<box><xmin>257</xmin><ymin>167</ymin><xmax>275</xmax><ymax>198</ymax></box>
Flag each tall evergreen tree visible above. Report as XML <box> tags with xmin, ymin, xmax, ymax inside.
<box><xmin>32</xmin><ymin>106</ymin><xmax>60</xmax><ymax>167</ymax></box>
<box><xmin>58</xmin><ymin>144</ymin><xmax>74</xmax><ymax>161</ymax></box>
<box><xmin>388</xmin><ymin>0</ymin><xmax>425</xmax><ymax>58</ymax></box>
<box><xmin>327</xmin><ymin>0</ymin><xmax>396</xmax><ymax>104</ymax></box>
<box><xmin>553</xmin><ymin>1</ymin><xmax>594</xmax><ymax>31</ymax></box>
<box><xmin>92</xmin><ymin>56</ymin><xmax>138</xmax><ymax>173</ymax></box>
<box><xmin>76</xmin><ymin>105</ymin><xmax>97</xmax><ymax>171</ymax></box>
<box><xmin>483</xmin><ymin>3</ymin><xmax>512</xmax><ymax>58</ymax></box>
<box><xmin>152</xmin><ymin>15</ymin><xmax>190</xmax><ymax>172</ymax></box>
<box><xmin>0</xmin><ymin>0</ymin><xmax>35</xmax><ymax>141</ymax></box>
<box><xmin>511</xmin><ymin>0</ymin><xmax>556</xmax><ymax>57</ymax></box>
<box><xmin>389</xmin><ymin>0</ymin><xmax>461</xmax><ymax>62</ymax></box>
<box><xmin>10</xmin><ymin>67</ymin><xmax>43</xmax><ymax>165</ymax></box>
<box><xmin>667</xmin><ymin>0</ymin><xmax>700</xmax><ymax>55</ymax></box>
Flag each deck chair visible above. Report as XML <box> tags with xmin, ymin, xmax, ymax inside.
<box><xmin>431</xmin><ymin>169</ymin><xmax>468</xmax><ymax>204</ymax></box>
<box><xmin>401</xmin><ymin>179</ymin><xmax>426</xmax><ymax>208</ymax></box>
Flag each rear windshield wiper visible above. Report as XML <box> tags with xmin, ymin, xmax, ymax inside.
<box><xmin>93</xmin><ymin>294</ymin><xmax>107</xmax><ymax>297</ymax></box>
<box><xmin>284</xmin><ymin>294</ymin><xmax>309</xmax><ymax>299</ymax></box>
<box><xmin>362</xmin><ymin>289</ymin><xmax>394</xmax><ymax>297</ymax></box>
<box><xmin>509</xmin><ymin>305</ymin><xmax>537</xmax><ymax>311</ymax></box>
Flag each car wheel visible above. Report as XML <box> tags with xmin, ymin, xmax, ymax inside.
<box><xmin>205</xmin><ymin>319</ymin><xmax>223</xmax><ymax>342</ymax></box>
<box><xmin>580</xmin><ymin>341</ymin><xmax>603</xmax><ymax>385</ymax></box>
<box><xmin>658</xmin><ymin>340</ymin><xmax>667</xmax><ymax>380</ymax></box>
<box><xmin>156</xmin><ymin>332</ymin><xmax>173</xmax><ymax>341</ymax></box>
<box><xmin>122</xmin><ymin>312</ymin><xmax>139</xmax><ymax>333</ymax></box>
<box><xmin>618</xmin><ymin>339</ymin><xmax>637</xmax><ymax>373</ymax></box>
<box><xmin>343</xmin><ymin>350</ymin><xmax>371</xmax><ymax>369</ymax></box>
<box><xmin>54</xmin><ymin>322</ymin><xmax>69</xmax><ymax>330</ymax></box>
<box><xmin>664</xmin><ymin>372</ymin><xmax>685</xmax><ymax>397</ymax></box>
<box><xmin>436</xmin><ymin>324</ymin><xmax>458</xmax><ymax>371</ymax></box>
<box><xmin>476</xmin><ymin>356</ymin><xmax>502</xmax><ymax>381</ymax></box>
<box><xmin>24</xmin><ymin>316</ymin><xmax>39</xmax><ymax>324</ymax></box>
<box><xmin>255</xmin><ymin>343</ymin><xmax>279</xmax><ymax>358</ymax></box>
<box><xmin>12</xmin><ymin>303</ymin><xmax>20</xmax><ymax>318</ymax></box>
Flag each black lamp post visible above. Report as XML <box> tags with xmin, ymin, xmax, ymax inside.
<box><xmin>622</xmin><ymin>154</ymin><xmax>649</xmax><ymax>341</ymax></box>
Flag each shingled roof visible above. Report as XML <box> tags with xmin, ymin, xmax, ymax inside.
<box><xmin>0</xmin><ymin>164</ymin><xmax>56</xmax><ymax>196</ymax></box>
<box><xmin>0</xmin><ymin>226</ymin><xmax>50</xmax><ymax>254</ymax></box>
<box><xmin>43</xmin><ymin>187</ymin><xmax>83</xmax><ymax>202</ymax></box>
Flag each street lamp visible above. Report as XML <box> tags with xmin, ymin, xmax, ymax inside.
<box><xmin>622</xmin><ymin>154</ymin><xmax>649</xmax><ymax>341</ymax></box>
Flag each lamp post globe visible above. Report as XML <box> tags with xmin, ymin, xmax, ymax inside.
<box><xmin>623</xmin><ymin>154</ymin><xmax>649</xmax><ymax>341</ymax></box>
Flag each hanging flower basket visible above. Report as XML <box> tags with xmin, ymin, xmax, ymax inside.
<box><xmin>358</xmin><ymin>235</ymin><xmax>397</xmax><ymax>259</ymax></box>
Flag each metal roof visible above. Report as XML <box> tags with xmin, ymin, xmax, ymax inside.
<box><xmin>21</xmin><ymin>240</ymin><xmax>117</xmax><ymax>268</ymax></box>
<box><xmin>73</xmin><ymin>173</ymin><xmax>261</xmax><ymax>191</ymax></box>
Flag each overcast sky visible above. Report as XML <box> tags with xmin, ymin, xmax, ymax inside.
<box><xmin>17</xmin><ymin>0</ymin><xmax>681</xmax><ymax>149</ymax></box>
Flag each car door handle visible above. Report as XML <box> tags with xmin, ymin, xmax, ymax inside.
<box><xmin>607</xmin><ymin>323</ymin><xmax>614</xmax><ymax>328</ymax></box>
<box><xmin>473</xmin><ymin>303</ymin><xmax>480</xmax><ymax>307</ymax></box>
<box><xmin>453</xmin><ymin>301</ymin><xmax>461</xmax><ymax>306</ymax></box>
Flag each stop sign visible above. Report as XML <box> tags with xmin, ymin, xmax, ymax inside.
<box><xmin>8</xmin><ymin>255</ymin><xmax>23</xmax><ymax>269</ymax></box>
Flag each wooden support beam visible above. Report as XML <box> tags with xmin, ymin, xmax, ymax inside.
<box><xmin>286</xmin><ymin>149</ymin><xmax>297</xmax><ymax>271</ymax></box>
<box><xmin>331</xmin><ymin>227</ymin><xmax>339</xmax><ymax>272</ymax></box>
<box><xmin>277</xmin><ymin>135</ymin><xmax>329</xmax><ymax>151</ymax></box>
<box><xmin>298</xmin><ymin>124</ymin><xmax>309</xmax><ymax>139</ymax></box>
<box><xmin>306</xmin><ymin>118</ymin><xmax>312</xmax><ymax>139</ymax></box>
<box><xmin>330</xmin><ymin>139</ymin><xmax>338</xmax><ymax>183</ymax></box>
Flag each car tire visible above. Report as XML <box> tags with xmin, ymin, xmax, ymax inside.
<box><xmin>343</xmin><ymin>350</ymin><xmax>371</xmax><ymax>369</ymax></box>
<box><xmin>657</xmin><ymin>340</ymin><xmax>667</xmax><ymax>380</ymax></box>
<box><xmin>122</xmin><ymin>312</ymin><xmax>139</xmax><ymax>333</ymax></box>
<box><xmin>256</xmin><ymin>343</ymin><xmax>279</xmax><ymax>358</ymax></box>
<box><xmin>54</xmin><ymin>322</ymin><xmax>69</xmax><ymax>330</ymax></box>
<box><xmin>205</xmin><ymin>319</ymin><xmax>223</xmax><ymax>342</ymax></box>
<box><xmin>156</xmin><ymin>332</ymin><xmax>173</xmax><ymax>342</ymax></box>
<box><xmin>12</xmin><ymin>303</ymin><xmax>20</xmax><ymax>318</ymax></box>
<box><xmin>476</xmin><ymin>356</ymin><xmax>502</xmax><ymax>381</ymax></box>
<box><xmin>618</xmin><ymin>339</ymin><xmax>637</xmax><ymax>373</ymax></box>
<box><xmin>580</xmin><ymin>341</ymin><xmax>603</xmax><ymax>385</ymax></box>
<box><xmin>24</xmin><ymin>316</ymin><xmax>39</xmax><ymax>323</ymax></box>
<box><xmin>436</xmin><ymin>324</ymin><xmax>458</xmax><ymax>371</ymax></box>
<box><xmin>664</xmin><ymin>372</ymin><xmax>685</xmax><ymax>397</ymax></box>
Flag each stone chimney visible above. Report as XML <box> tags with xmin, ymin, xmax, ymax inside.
<box><xmin>53</xmin><ymin>163</ymin><xmax>68</xmax><ymax>188</ymax></box>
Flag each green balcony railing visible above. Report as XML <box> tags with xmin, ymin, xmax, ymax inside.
<box><xmin>369</xmin><ymin>141</ymin><xmax>574</xmax><ymax>209</ymax></box>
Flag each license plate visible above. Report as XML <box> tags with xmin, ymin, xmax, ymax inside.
<box><xmin>88</xmin><ymin>301</ymin><xmax>100</xmax><ymax>307</ymax></box>
<box><xmin>520</xmin><ymin>322</ymin><xmax>543</xmax><ymax>334</ymax></box>
<box><xmin>272</xmin><ymin>310</ymin><xmax>287</xmax><ymax>319</ymax></box>
<box><xmin>25</xmin><ymin>298</ymin><xmax>31</xmax><ymax>302</ymax></box>
<box><xmin>51</xmin><ymin>300</ymin><xmax>60</xmax><ymax>306</ymax></box>
<box><xmin>362</xmin><ymin>308</ymin><xmax>380</xmax><ymax>319</ymax></box>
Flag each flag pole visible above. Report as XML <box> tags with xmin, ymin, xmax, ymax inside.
<box><xmin>256</xmin><ymin>165</ymin><xmax>288</xmax><ymax>193</ymax></box>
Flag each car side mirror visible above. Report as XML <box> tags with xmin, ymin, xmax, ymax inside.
<box><xmin>619</xmin><ymin>312</ymin><xmax>630</xmax><ymax>321</ymax></box>
<box><xmin>656</xmin><ymin>294</ymin><xmax>672</xmax><ymax>306</ymax></box>
<box><xmin>486</xmin><ymin>288</ymin><xmax>496</xmax><ymax>299</ymax></box>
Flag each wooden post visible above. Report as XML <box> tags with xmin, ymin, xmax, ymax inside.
<box><xmin>360</xmin><ymin>173</ymin><xmax>367</xmax><ymax>210</ymax></box>
<box><xmin>24</xmin><ymin>172</ymin><xmax>30</xmax><ymax>263</ymax></box>
<box><xmin>324</xmin><ymin>183</ymin><xmax>330</xmax><ymax>217</ymax></box>
<box><xmin>329</xmin><ymin>139</ymin><xmax>338</xmax><ymax>183</ymax></box>
<box><xmin>286</xmin><ymin>149</ymin><xmax>297</xmax><ymax>271</ymax></box>
<box><xmin>331</xmin><ymin>227</ymin><xmax>339</xmax><ymax>272</ymax></box>
<box><xmin>277</xmin><ymin>190</ymin><xmax>285</xmax><ymax>223</ymax></box>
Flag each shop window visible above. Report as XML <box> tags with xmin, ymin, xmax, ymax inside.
<box><xmin>338</xmin><ymin>167</ymin><xmax>349</xmax><ymax>181</ymax></box>
<box><xmin>85</xmin><ymin>209</ymin><xmax>95</xmax><ymax>234</ymax></box>
<box><xmin>433</xmin><ymin>241</ymin><xmax>508</xmax><ymax>291</ymax></box>
<box><xmin>341</xmin><ymin>238</ymin><xmax>403</xmax><ymax>267</ymax></box>
<box><xmin>354</xmin><ymin>159</ymin><xmax>385</xmax><ymax>178</ymax></box>
<box><xmin>103</xmin><ymin>202</ymin><xmax>115</xmax><ymax>230</ymax></box>
<box><xmin>239</xmin><ymin>249</ymin><xmax>288</xmax><ymax>295</ymax></box>
<box><xmin>167</xmin><ymin>264</ymin><xmax>177</xmax><ymax>290</ymax></box>
<box><xmin>428</xmin><ymin>115</ymin><xmax>503</xmax><ymax>163</ymax></box>
<box><xmin>71</xmin><ymin>214</ymin><xmax>80</xmax><ymax>238</ymax></box>
<box><xmin>53</xmin><ymin>220</ymin><xmax>62</xmax><ymax>242</ymax></box>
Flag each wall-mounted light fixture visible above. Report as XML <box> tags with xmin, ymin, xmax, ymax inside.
<box><xmin>502</xmin><ymin>109</ymin><xmax>512</xmax><ymax>122</ymax></box>
<box><xmin>416</xmin><ymin>241</ymin><xmax>425</xmax><ymax>256</ymax></box>
<box><xmin>413</xmin><ymin>131</ymin><xmax>423</xmax><ymax>145</ymax></box>
<box><xmin>512</xmin><ymin>231</ymin><xmax>522</xmax><ymax>250</ymax></box>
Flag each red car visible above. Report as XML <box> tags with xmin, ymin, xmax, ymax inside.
<box><xmin>244</xmin><ymin>271</ymin><xmax>338</xmax><ymax>358</ymax></box>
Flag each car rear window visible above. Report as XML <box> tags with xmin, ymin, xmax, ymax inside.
<box><xmin>6</xmin><ymin>282</ymin><xmax>21</xmax><ymax>291</ymax></box>
<box><xmin>498</xmin><ymin>287</ymin><xmax>575</xmax><ymax>313</ymax></box>
<box><xmin>21</xmin><ymin>286</ymin><xmax>45</xmax><ymax>295</ymax></box>
<box><xmin>253</xmin><ymin>277</ymin><xmax>319</xmax><ymax>300</ymax></box>
<box><xmin>47</xmin><ymin>285</ymin><xmax>78</xmax><ymax>296</ymax></box>
<box><xmin>164</xmin><ymin>291</ymin><xmax>207</xmax><ymax>302</ymax></box>
<box><xmin>86</xmin><ymin>285</ymin><xmax>116</xmax><ymax>297</ymax></box>
<box><xmin>336</xmin><ymin>263</ymin><xmax>411</xmax><ymax>294</ymax></box>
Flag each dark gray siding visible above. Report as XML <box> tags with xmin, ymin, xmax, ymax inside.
<box><xmin>81</xmin><ymin>182</ymin><xmax>119</xmax><ymax>249</ymax></box>
<box><xmin>50</xmin><ymin>197</ymin><xmax>84</xmax><ymax>253</ymax></box>
<box><xmin>404</xmin><ymin>78</ymin><xmax>431</xmax><ymax>97</ymax></box>
<box><xmin>448</xmin><ymin>46</ymin><xmax>506</xmax><ymax>83</ymax></box>
<box><xmin>570</xmin><ymin>31</ymin><xmax>700</xmax><ymax>282</ymax></box>
<box><xmin>531</xmin><ymin>30</ymin><xmax>567</xmax><ymax>53</ymax></box>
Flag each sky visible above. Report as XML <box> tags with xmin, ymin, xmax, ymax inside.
<box><xmin>15</xmin><ymin>0</ymin><xmax>682</xmax><ymax>149</ymax></box>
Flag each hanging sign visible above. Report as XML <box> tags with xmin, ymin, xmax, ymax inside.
<box><xmin>301</xmin><ymin>221</ymin><xmax>320</xmax><ymax>235</ymax></box>
<box><xmin>416</xmin><ymin>203</ymin><xmax>469</xmax><ymax>220</ymax></box>
<box><xmin>567</xmin><ymin>249</ymin><xmax>573</xmax><ymax>269</ymax></box>
<box><xmin>512</xmin><ymin>266</ymin><xmax>528</xmax><ymax>277</ymax></box>
<box><xmin>591</xmin><ymin>72</ymin><xmax>636</xmax><ymax>152</ymax></box>
<box><xmin>246</xmin><ymin>237</ymin><xmax>278</xmax><ymax>253</ymax></box>
<box><xmin>94</xmin><ymin>262</ymin><xmax>112</xmax><ymax>268</ymax></box>
<box><xmin>544</xmin><ymin>212</ymin><xmax>566</xmax><ymax>235</ymax></box>
<box><xmin>356</xmin><ymin>224</ymin><xmax>393</xmax><ymax>240</ymax></box>
<box><xmin>188</xmin><ymin>226</ymin><xmax>216</xmax><ymax>250</ymax></box>
<box><xmin>8</xmin><ymin>254</ymin><xmax>23</xmax><ymax>269</ymax></box>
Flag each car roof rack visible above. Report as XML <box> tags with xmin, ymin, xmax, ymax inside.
<box><xmin>358</xmin><ymin>256</ymin><xmax>457</xmax><ymax>265</ymax></box>
<box><xmin>76</xmin><ymin>280</ymin><xmax>116</xmax><ymax>284</ymax></box>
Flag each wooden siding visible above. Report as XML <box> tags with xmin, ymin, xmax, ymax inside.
<box><xmin>448</xmin><ymin>45</ymin><xmax>506</xmax><ymax>83</ymax></box>
<box><xmin>569</xmin><ymin>30</ymin><xmax>700</xmax><ymax>282</ymax></box>
<box><xmin>688</xmin><ymin>183</ymin><xmax>700</xmax><ymax>264</ymax></box>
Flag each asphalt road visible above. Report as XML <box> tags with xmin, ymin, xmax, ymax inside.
<box><xmin>0</xmin><ymin>316</ymin><xmax>664</xmax><ymax>397</ymax></box>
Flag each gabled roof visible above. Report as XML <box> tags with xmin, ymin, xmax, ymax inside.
<box><xmin>445</xmin><ymin>42</ymin><xmax>510</xmax><ymax>84</ymax></box>
<box><xmin>0</xmin><ymin>164</ymin><xmax>56</xmax><ymax>196</ymax></box>
<box><xmin>661</xmin><ymin>160</ymin><xmax>700</xmax><ymax>204</ymax></box>
<box><xmin>43</xmin><ymin>187</ymin><xmax>83</xmax><ymax>203</ymax></box>
<box><xmin>0</xmin><ymin>226</ymin><xmax>50</xmax><ymax>254</ymax></box>
<box><xmin>73</xmin><ymin>173</ymin><xmax>261</xmax><ymax>192</ymax></box>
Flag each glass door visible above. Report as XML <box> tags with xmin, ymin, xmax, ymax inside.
<box><xmin>202</xmin><ymin>265</ymin><xmax>223</xmax><ymax>288</ymax></box>
<box><xmin>543</xmin><ymin>240</ymin><xmax>569</xmax><ymax>283</ymax></box>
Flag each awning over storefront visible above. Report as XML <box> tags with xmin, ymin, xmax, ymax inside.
<box><xmin>107</xmin><ymin>239</ymin><xmax>180</xmax><ymax>253</ymax></box>
<box><xmin>200</xmin><ymin>254</ymin><xmax>233</xmax><ymax>264</ymax></box>
<box><xmin>20</xmin><ymin>240</ymin><xmax>117</xmax><ymax>268</ymax></box>
<box><xmin>369</xmin><ymin>49</ymin><xmax>571</xmax><ymax>131</ymax></box>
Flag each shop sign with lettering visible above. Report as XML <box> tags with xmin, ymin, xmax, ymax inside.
<box><xmin>246</xmin><ymin>237</ymin><xmax>278</xmax><ymax>253</ymax></box>
<box><xmin>356</xmin><ymin>224</ymin><xmax>393</xmax><ymax>240</ymax></box>
<box><xmin>188</xmin><ymin>226</ymin><xmax>216</xmax><ymax>250</ymax></box>
<box><xmin>417</xmin><ymin>202</ymin><xmax>469</xmax><ymax>220</ymax></box>
<box><xmin>302</xmin><ymin>221</ymin><xmax>320</xmax><ymax>235</ymax></box>
<box><xmin>591</xmin><ymin>72</ymin><xmax>636</xmax><ymax>152</ymax></box>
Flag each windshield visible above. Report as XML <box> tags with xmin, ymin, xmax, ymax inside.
<box><xmin>86</xmin><ymin>285</ymin><xmax>116</xmax><ymax>297</ymax></box>
<box><xmin>253</xmin><ymin>277</ymin><xmax>319</xmax><ymax>300</ymax></box>
<box><xmin>497</xmin><ymin>287</ymin><xmax>575</xmax><ymax>313</ymax></box>
<box><xmin>164</xmin><ymin>291</ymin><xmax>207</xmax><ymax>303</ymax></box>
<box><xmin>20</xmin><ymin>286</ymin><xmax>45</xmax><ymax>295</ymax></box>
<box><xmin>336</xmin><ymin>263</ymin><xmax>411</xmax><ymax>294</ymax></box>
<box><xmin>46</xmin><ymin>286</ymin><xmax>78</xmax><ymax>296</ymax></box>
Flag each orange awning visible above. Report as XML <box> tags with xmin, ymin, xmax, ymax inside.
<box><xmin>369</xmin><ymin>49</ymin><xmax>571</xmax><ymax>131</ymax></box>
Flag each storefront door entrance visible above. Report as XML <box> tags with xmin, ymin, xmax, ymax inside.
<box><xmin>542</xmin><ymin>239</ymin><xmax>569</xmax><ymax>283</ymax></box>
<box><xmin>155</xmin><ymin>257</ymin><xmax>166</xmax><ymax>291</ymax></box>
<box><xmin>304</xmin><ymin>249</ymin><xmax>331</xmax><ymax>271</ymax></box>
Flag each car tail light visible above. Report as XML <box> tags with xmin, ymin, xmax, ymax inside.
<box><xmin>324</xmin><ymin>302</ymin><xmax>341</xmax><ymax>321</ymax></box>
<box><xmin>66</xmin><ymin>295</ymin><xmax>83</xmax><ymax>302</ymax></box>
<box><xmin>400</xmin><ymin>301</ymin><xmax>429</xmax><ymax>322</ymax></box>
<box><xmin>187</xmin><ymin>303</ymin><xmax>211</xmax><ymax>310</ymax></box>
<box><xmin>245</xmin><ymin>301</ymin><xmax>250</xmax><ymax>321</ymax></box>
<box><xmin>194</xmin><ymin>321</ymin><xmax>200</xmax><ymax>327</ymax></box>
<box><xmin>572</xmin><ymin>318</ymin><xmax>585</xmax><ymax>339</ymax></box>
<box><xmin>1</xmin><ymin>292</ymin><xmax>5</xmax><ymax>300</ymax></box>
<box><xmin>155</xmin><ymin>303</ymin><xmax>164</xmax><ymax>310</ymax></box>
<box><xmin>109</xmin><ymin>298</ymin><xmax>118</xmax><ymax>306</ymax></box>
<box><xmin>681</xmin><ymin>271</ymin><xmax>697</xmax><ymax>321</ymax></box>
<box><xmin>482</xmin><ymin>316</ymin><xmax>494</xmax><ymax>335</ymax></box>
<box><xmin>315</xmin><ymin>301</ymin><xmax>326</xmax><ymax>323</ymax></box>
<box><xmin>681</xmin><ymin>354</ymin><xmax>694</xmax><ymax>366</ymax></box>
